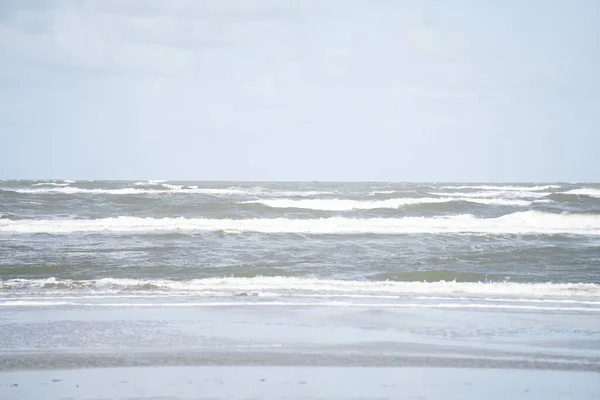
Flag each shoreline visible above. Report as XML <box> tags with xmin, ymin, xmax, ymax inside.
<box><xmin>3</xmin><ymin>349</ymin><xmax>600</xmax><ymax>373</ymax></box>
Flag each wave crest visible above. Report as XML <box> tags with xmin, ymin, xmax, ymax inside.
<box><xmin>1</xmin><ymin>211</ymin><xmax>598</xmax><ymax>235</ymax></box>
<box><xmin>440</xmin><ymin>185</ymin><xmax>561</xmax><ymax>191</ymax></box>
<box><xmin>2</xmin><ymin>276</ymin><xmax>598</xmax><ymax>298</ymax></box>
<box><xmin>244</xmin><ymin>197</ymin><xmax>531</xmax><ymax>210</ymax></box>
<box><xmin>563</xmin><ymin>188</ymin><xmax>600</xmax><ymax>198</ymax></box>
<box><xmin>3</xmin><ymin>186</ymin><xmax>333</xmax><ymax>197</ymax></box>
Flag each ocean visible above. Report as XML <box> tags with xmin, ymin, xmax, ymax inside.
<box><xmin>1</xmin><ymin>180</ymin><xmax>600</xmax><ymax>376</ymax></box>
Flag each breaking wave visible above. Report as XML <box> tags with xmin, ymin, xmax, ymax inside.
<box><xmin>3</xmin><ymin>186</ymin><xmax>332</xmax><ymax>197</ymax></box>
<box><xmin>562</xmin><ymin>188</ymin><xmax>600</xmax><ymax>198</ymax></box>
<box><xmin>31</xmin><ymin>182</ymin><xmax>71</xmax><ymax>187</ymax></box>
<box><xmin>429</xmin><ymin>191</ymin><xmax>550</xmax><ymax>199</ymax></box>
<box><xmin>1</xmin><ymin>211</ymin><xmax>598</xmax><ymax>235</ymax></box>
<box><xmin>243</xmin><ymin>197</ymin><xmax>531</xmax><ymax>210</ymax></box>
<box><xmin>440</xmin><ymin>185</ymin><xmax>561</xmax><ymax>191</ymax></box>
<box><xmin>2</xmin><ymin>276</ymin><xmax>599</xmax><ymax>298</ymax></box>
<box><xmin>133</xmin><ymin>180</ymin><xmax>167</xmax><ymax>186</ymax></box>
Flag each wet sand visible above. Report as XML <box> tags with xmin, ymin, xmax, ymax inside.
<box><xmin>1</xmin><ymin>366</ymin><xmax>599</xmax><ymax>400</ymax></box>
<box><xmin>1</xmin><ymin>304</ymin><xmax>599</xmax><ymax>398</ymax></box>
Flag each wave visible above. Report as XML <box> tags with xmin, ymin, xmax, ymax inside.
<box><xmin>2</xmin><ymin>300</ymin><xmax>598</xmax><ymax>311</ymax></box>
<box><xmin>1</xmin><ymin>211</ymin><xmax>598</xmax><ymax>235</ymax></box>
<box><xmin>5</xmin><ymin>187</ymin><xmax>254</xmax><ymax>195</ymax></box>
<box><xmin>562</xmin><ymin>188</ymin><xmax>600</xmax><ymax>198</ymax></box>
<box><xmin>243</xmin><ymin>197</ymin><xmax>531</xmax><ymax>210</ymax></box>
<box><xmin>429</xmin><ymin>191</ymin><xmax>550</xmax><ymax>199</ymax></box>
<box><xmin>133</xmin><ymin>181</ymin><xmax>183</xmax><ymax>190</ymax></box>
<box><xmin>371</xmin><ymin>190</ymin><xmax>397</xmax><ymax>194</ymax></box>
<box><xmin>3</xmin><ymin>186</ymin><xmax>333</xmax><ymax>197</ymax></box>
<box><xmin>440</xmin><ymin>185</ymin><xmax>561</xmax><ymax>191</ymax></box>
<box><xmin>133</xmin><ymin>180</ymin><xmax>166</xmax><ymax>186</ymax></box>
<box><xmin>8</xmin><ymin>187</ymin><xmax>174</xmax><ymax>195</ymax></box>
<box><xmin>31</xmin><ymin>182</ymin><xmax>71</xmax><ymax>187</ymax></box>
<box><xmin>2</xmin><ymin>277</ymin><xmax>598</xmax><ymax>298</ymax></box>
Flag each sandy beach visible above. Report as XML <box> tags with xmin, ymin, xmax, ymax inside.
<box><xmin>2</xmin><ymin>366</ymin><xmax>599</xmax><ymax>400</ymax></box>
<box><xmin>1</xmin><ymin>302</ymin><xmax>599</xmax><ymax>399</ymax></box>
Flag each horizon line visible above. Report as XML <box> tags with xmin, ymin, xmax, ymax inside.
<box><xmin>0</xmin><ymin>178</ymin><xmax>595</xmax><ymax>184</ymax></box>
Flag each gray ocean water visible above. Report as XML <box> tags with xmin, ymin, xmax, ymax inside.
<box><xmin>2</xmin><ymin>180</ymin><xmax>600</xmax><ymax>377</ymax></box>
<box><xmin>1</xmin><ymin>180</ymin><xmax>599</xmax><ymax>308</ymax></box>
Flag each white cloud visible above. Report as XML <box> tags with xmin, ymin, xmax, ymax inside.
<box><xmin>0</xmin><ymin>0</ymin><xmax>597</xmax><ymax>180</ymax></box>
<box><xmin>0</xmin><ymin>0</ymin><xmax>455</xmax><ymax>77</ymax></box>
<box><xmin>1</xmin><ymin>3</ymin><xmax>195</xmax><ymax>75</ymax></box>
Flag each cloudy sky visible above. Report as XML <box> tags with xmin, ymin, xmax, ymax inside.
<box><xmin>0</xmin><ymin>0</ymin><xmax>598</xmax><ymax>181</ymax></box>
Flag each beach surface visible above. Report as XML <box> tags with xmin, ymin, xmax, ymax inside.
<box><xmin>1</xmin><ymin>302</ymin><xmax>600</xmax><ymax>399</ymax></box>
<box><xmin>2</xmin><ymin>366</ymin><xmax>599</xmax><ymax>400</ymax></box>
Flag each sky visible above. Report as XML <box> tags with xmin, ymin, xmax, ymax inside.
<box><xmin>0</xmin><ymin>0</ymin><xmax>598</xmax><ymax>181</ymax></box>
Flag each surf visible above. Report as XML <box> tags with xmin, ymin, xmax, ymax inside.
<box><xmin>1</xmin><ymin>211</ymin><xmax>599</xmax><ymax>235</ymax></box>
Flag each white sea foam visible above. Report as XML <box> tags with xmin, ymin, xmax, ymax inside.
<box><xmin>244</xmin><ymin>197</ymin><xmax>531</xmax><ymax>210</ymax></box>
<box><xmin>4</xmin><ymin>294</ymin><xmax>599</xmax><ymax>305</ymax></box>
<box><xmin>0</xmin><ymin>301</ymin><xmax>70</xmax><ymax>306</ymax></box>
<box><xmin>0</xmin><ymin>211</ymin><xmax>598</xmax><ymax>235</ymax></box>
<box><xmin>461</xmin><ymin>198</ymin><xmax>533</xmax><ymax>206</ymax></box>
<box><xmin>272</xmin><ymin>190</ymin><xmax>334</xmax><ymax>196</ymax></box>
<box><xmin>133</xmin><ymin>181</ymin><xmax>162</xmax><ymax>186</ymax></box>
<box><xmin>133</xmin><ymin>181</ymin><xmax>183</xmax><ymax>190</ymax></box>
<box><xmin>371</xmin><ymin>190</ymin><xmax>397</xmax><ymax>194</ymax></box>
<box><xmin>190</xmin><ymin>188</ymin><xmax>334</xmax><ymax>196</ymax></box>
<box><xmin>562</xmin><ymin>188</ymin><xmax>600</xmax><ymax>198</ymax></box>
<box><xmin>187</xmin><ymin>188</ymin><xmax>332</xmax><ymax>196</ymax></box>
<box><xmin>6</xmin><ymin>187</ymin><xmax>244</xmax><ymax>195</ymax></box>
<box><xmin>5</xmin><ymin>186</ymin><xmax>332</xmax><ymax>196</ymax></box>
<box><xmin>9</xmin><ymin>187</ymin><xmax>151</xmax><ymax>195</ymax></box>
<box><xmin>1</xmin><ymin>300</ymin><xmax>597</xmax><ymax>311</ymax></box>
<box><xmin>440</xmin><ymin>185</ymin><xmax>561</xmax><ymax>191</ymax></box>
<box><xmin>430</xmin><ymin>191</ymin><xmax>550</xmax><ymax>199</ymax></box>
<box><xmin>244</xmin><ymin>198</ymin><xmax>451</xmax><ymax>210</ymax></box>
<box><xmin>2</xmin><ymin>277</ymin><xmax>599</xmax><ymax>298</ymax></box>
<box><xmin>6</xmin><ymin>187</ymin><xmax>262</xmax><ymax>196</ymax></box>
<box><xmin>188</xmin><ymin>188</ymin><xmax>262</xmax><ymax>195</ymax></box>
<box><xmin>31</xmin><ymin>182</ymin><xmax>71</xmax><ymax>187</ymax></box>
<box><xmin>162</xmin><ymin>183</ymin><xmax>184</xmax><ymax>190</ymax></box>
